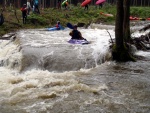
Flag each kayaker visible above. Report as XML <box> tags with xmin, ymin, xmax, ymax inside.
<box><xmin>55</xmin><ymin>21</ymin><xmax>62</xmax><ymax>30</ymax></box>
<box><xmin>69</xmin><ymin>25</ymin><xmax>86</xmax><ymax>40</ymax></box>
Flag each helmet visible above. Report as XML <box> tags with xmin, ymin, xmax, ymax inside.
<box><xmin>57</xmin><ymin>21</ymin><xmax>60</xmax><ymax>24</ymax></box>
<box><xmin>74</xmin><ymin>24</ymin><xmax>78</xmax><ymax>28</ymax></box>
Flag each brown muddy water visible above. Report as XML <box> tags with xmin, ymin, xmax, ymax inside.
<box><xmin>0</xmin><ymin>24</ymin><xmax>150</xmax><ymax>113</ymax></box>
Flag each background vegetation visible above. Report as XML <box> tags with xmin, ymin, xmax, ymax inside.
<box><xmin>0</xmin><ymin>0</ymin><xmax>149</xmax><ymax>8</ymax></box>
<box><xmin>0</xmin><ymin>4</ymin><xmax>150</xmax><ymax>36</ymax></box>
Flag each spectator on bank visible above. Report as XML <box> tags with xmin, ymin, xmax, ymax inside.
<box><xmin>99</xmin><ymin>3</ymin><xmax>103</xmax><ymax>9</ymax></box>
<box><xmin>27</xmin><ymin>0</ymin><xmax>31</xmax><ymax>15</ymax></box>
<box><xmin>58</xmin><ymin>0</ymin><xmax>61</xmax><ymax>9</ymax></box>
<box><xmin>34</xmin><ymin>0</ymin><xmax>40</xmax><ymax>14</ymax></box>
<box><xmin>20</xmin><ymin>4</ymin><xmax>27</xmax><ymax>24</ymax></box>
<box><xmin>84</xmin><ymin>4</ymin><xmax>88</xmax><ymax>10</ymax></box>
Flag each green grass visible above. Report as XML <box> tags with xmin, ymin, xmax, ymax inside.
<box><xmin>0</xmin><ymin>5</ymin><xmax>149</xmax><ymax>36</ymax></box>
<box><xmin>130</xmin><ymin>7</ymin><xmax>150</xmax><ymax>18</ymax></box>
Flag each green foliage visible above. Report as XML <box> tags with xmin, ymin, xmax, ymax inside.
<box><xmin>0</xmin><ymin>5</ymin><xmax>149</xmax><ymax>36</ymax></box>
<box><xmin>102</xmin><ymin>3</ymin><xmax>116</xmax><ymax>15</ymax></box>
<box><xmin>27</xmin><ymin>14</ymin><xmax>49</xmax><ymax>25</ymax></box>
<box><xmin>130</xmin><ymin>7</ymin><xmax>150</xmax><ymax>18</ymax></box>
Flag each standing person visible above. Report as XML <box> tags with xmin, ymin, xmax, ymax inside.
<box><xmin>27</xmin><ymin>0</ymin><xmax>31</xmax><ymax>15</ymax></box>
<box><xmin>84</xmin><ymin>4</ymin><xmax>88</xmax><ymax>10</ymax></box>
<box><xmin>31</xmin><ymin>0</ymin><xmax>34</xmax><ymax>12</ymax></box>
<box><xmin>20</xmin><ymin>4</ymin><xmax>27</xmax><ymax>24</ymax></box>
<box><xmin>95</xmin><ymin>3</ymin><xmax>103</xmax><ymax>9</ymax></box>
<box><xmin>0</xmin><ymin>13</ymin><xmax>4</xmax><ymax>26</ymax></box>
<box><xmin>34</xmin><ymin>0</ymin><xmax>40</xmax><ymax>14</ymax></box>
<box><xmin>58</xmin><ymin>0</ymin><xmax>61</xmax><ymax>9</ymax></box>
<box><xmin>62</xmin><ymin>0</ymin><xmax>68</xmax><ymax>10</ymax></box>
<box><xmin>69</xmin><ymin>25</ymin><xmax>86</xmax><ymax>40</ymax></box>
<box><xmin>64</xmin><ymin>2</ymin><xmax>67</xmax><ymax>9</ymax></box>
<box><xmin>99</xmin><ymin>3</ymin><xmax>103</xmax><ymax>9</ymax></box>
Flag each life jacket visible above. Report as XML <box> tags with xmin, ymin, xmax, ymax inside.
<box><xmin>56</xmin><ymin>24</ymin><xmax>59</xmax><ymax>28</ymax></box>
<box><xmin>21</xmin><ymin>7</ymin><xmax>27</xmax><ymax>14</ymax></box>
<box><xmin>71</xmin><ymin>30</ymin><xmax>81</xmax><ymax>40</ymax></box>
<box><xmin>56</xmin><ymin>24</ymin><xmax>61</xmax><ymax>30</ymax></box>
<box><xmin>21</xmin><ymin>7</ymin><xmax>26</xmax><ymax>11</ymax></box>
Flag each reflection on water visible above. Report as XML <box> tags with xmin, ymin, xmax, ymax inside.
<box><xmin>0</xmin><ymin>26</ymin><xmax>150</xmax><ymax>113</ymax></box>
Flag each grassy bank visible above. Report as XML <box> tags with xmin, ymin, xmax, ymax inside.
<box><xmin>0</xmin><ymin>4</ymin><xmax>150</xmax><ymax>36</ymax></box>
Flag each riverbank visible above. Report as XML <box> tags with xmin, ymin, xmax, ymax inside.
<box><xmin>0</xmin><ymin>5</ymin><xmax>150</xmax><ymax>36</ymax></box>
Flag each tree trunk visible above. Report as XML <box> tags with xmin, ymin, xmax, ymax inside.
<box><xmin>115</xmin><ymin>0</ymin><xmax>124</xmax><ymax>49</ymax></box>
<box><xmin>123</xmin><ymin>0</ymin><xmax>130</xmax><ymax>42</ymax></box>
<box><xmin>112</xmin><ymin>0</ymin><xmax>135</xmax><ymax>62</ymax></box>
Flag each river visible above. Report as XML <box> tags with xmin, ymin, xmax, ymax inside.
<box><xmin>0</xmin><ymin>24</ymin><xmax>150</xmax><ymax>113</ymax></box>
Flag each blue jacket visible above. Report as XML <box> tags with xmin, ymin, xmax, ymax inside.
<box><xmin>34</xmin><ymin>0</ymin><xmax>39</xmax><ymax>5</ymax></box>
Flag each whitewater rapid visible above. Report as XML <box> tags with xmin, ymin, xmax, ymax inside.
<box><xmin>14</xmin><ymin>28</ymin><xmax>114</xmax><ymax>72</ymax></box>
<box><xmin>0</xmin><ymin>25</ymin><xmax>150</xmax><ymax>113</ymax></box>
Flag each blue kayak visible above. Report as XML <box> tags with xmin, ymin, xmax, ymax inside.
<box><xmin>46</xmin><ymin>26</ymin><xmax>65</xmax><ymax>31</ymax></box>
<box><xmin>47</xmin><ymin>27</ymin><xmax>58</xmax><ymax>31</ymax></box>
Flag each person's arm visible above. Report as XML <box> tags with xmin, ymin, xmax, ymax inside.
<box><xmin>78</xmin><ymin>31</ymin><xmax>85</xmax><ymax>39</ymax></box>
<box><xmin>79</xmin><ymin>31</ymin><xmax>82</xmax><ymax>38</ymax></box>
<box><xmin>56</xmin><ymin>24</ymin><xmax>58</xmax><ymax>28</ymax></box>
<box><xmin>59</xmin><ymin>24</ymin><xmax>63</xmax><ymax>29</ymax></box>
<box><xmin>69</xmin><ymin>31</ymin><xmax>73</xmax><ymax>36</ymax></box>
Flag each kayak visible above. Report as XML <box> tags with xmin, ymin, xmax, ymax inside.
<box><xmin>129</xmin><ymin>16</ymin><xmax>139</xmax><ymax>20</ymax></box>
<box><xmin>100</xmin><ymin>12</ymin><xmax>113</xmax><ymax>17</ymax></box>
<box><xmin>68</xmin><ymin>39</ymin><xmax>89</xmax><ymax>45</ymax></box>
<box><xmin>147</xmin><ymin>18</ymin><xmax>150</xmax><ymax>20</ymax></box>
<box><xmin>96</xmin><ymin>0</ymin><xmax>106</xmax><ymax>5</ymax></box>
<box><xmin>46</xmin><ymin>26</ymin><xmax>65</xmax><ymax>31</ymax></box>
<box><xmin>46</xmin><ymin>27</ymin><xmax>58</xmax><ymax>31</ymax></box>
<box><xmin>81</xmin><ymin>0</ymin><xmax>91</xmax><ymax>7</ymax></box>
<box><xmin>62</xmin><ymin>0</ymin><xmax>67</xmax><ymax>6</ymax></box>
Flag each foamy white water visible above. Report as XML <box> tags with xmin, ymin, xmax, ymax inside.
<box><xmin>0</xmin><ymin>28</ymin><xmax>113</xmax><ymax>113</ymax></box>
<box><xmin>14</xmin><ymin>28</ymin><xmax>114</xmax><ymax>72</ymax></box>
<box><xmin>0</xmin><ymin>25</ymin><xmax>150</xmax><ymax>113</ymax></box>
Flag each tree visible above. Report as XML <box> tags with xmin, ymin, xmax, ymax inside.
<box><xmin>112</xmin><ymin>0</ymin><xmax>135</xmax><ymax>61</ymax></box>
<box><xmin>123</xmin><ymin>0</ymin><xmax>130</xmax><ymax>42</ymax></box>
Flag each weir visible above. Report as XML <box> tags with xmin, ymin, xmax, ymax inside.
<box><xmin>1</xmin><ymin>22</ymin><xmax>149</xmax><ymax>72</ymax></box>
<box><xmin>0</xmin><ymin>27</ymin><xmax>114</xmax><ymax>72</ymax></box>
<box><xmin>16</xmin><ymin>28</ymin><xmax>113</xmax><ymax>72</ymax></box>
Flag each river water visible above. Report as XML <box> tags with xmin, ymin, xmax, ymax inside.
<box><xmin>0</xmin><ymin>24</ymin><xmax>150</xmax><ymax>113</ymax></box>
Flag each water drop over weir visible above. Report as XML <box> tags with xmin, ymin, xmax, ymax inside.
<box><xmin>15</xmin><ymin>28</ymin><xmax>114</xmax><ymax>72</ymax></box>
<box><xmin>0</xmin><ymin>24</ymin><xmax>150</xmax><ymax>113</ymax></box>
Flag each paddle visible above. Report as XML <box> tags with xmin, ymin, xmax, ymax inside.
<box><xmin>67</xmin><ymin>23</ymin><xmax>74</xmax><ymax>29</ymax></box>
